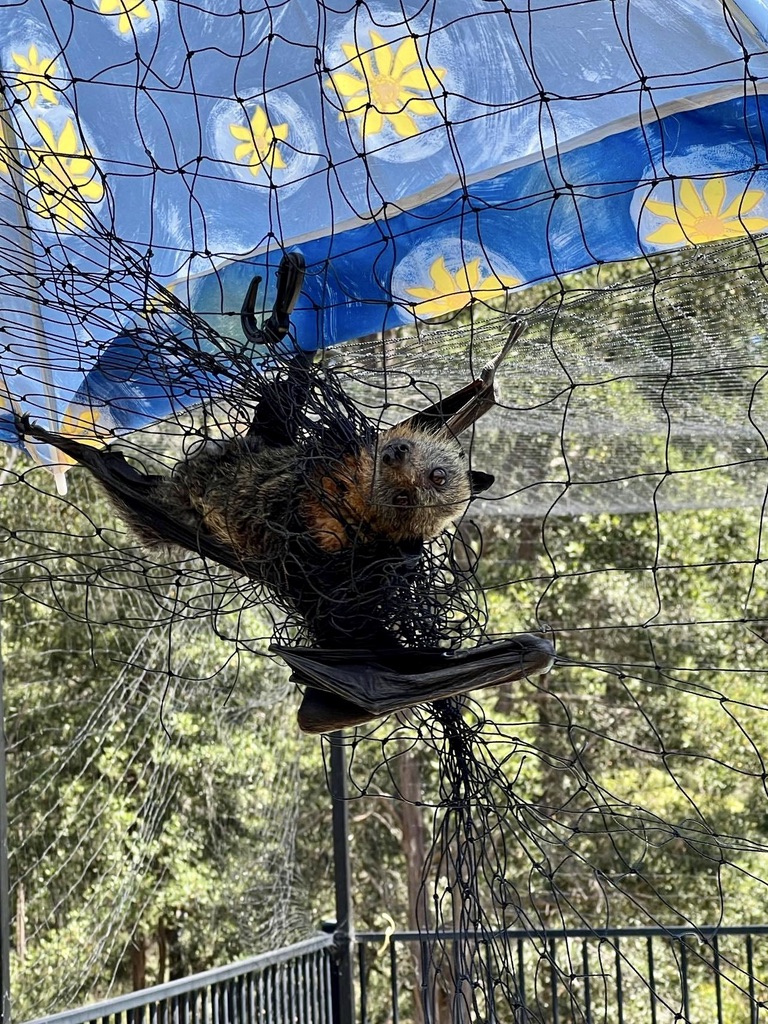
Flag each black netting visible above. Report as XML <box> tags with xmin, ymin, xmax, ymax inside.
<box><xmin>3</xmin><ymin>1</ymin><xmax>768</xmax><ymax>1021</ymax></box>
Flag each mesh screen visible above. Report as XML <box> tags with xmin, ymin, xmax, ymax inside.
<box><xmin>2</xmin><ymin>1</ymin><xmax>768</xmax><ymax>1021</ymax></box>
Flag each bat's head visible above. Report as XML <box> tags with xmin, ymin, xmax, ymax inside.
<box><xmin>368</xmin><ymin>424</ymin><xmax>493</xmax><ymax>541</ymax></box>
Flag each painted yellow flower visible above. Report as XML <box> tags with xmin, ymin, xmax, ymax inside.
<box><xmin>29</xmin><ymin>118</ymin><xmax>104</xmax><ymax>231</ymax></box>
<box><xmin>406</xmin><ymin>257</ymin><xmax>520</xmax><ymax>318</ymax></box>
<box><xmin>59</xmin><ymin>406</ymin><xmax>108</xmax><ymax>450</ymax></box>
<box><xmin>144</xmin><ymin>283</ymin><xmax>178</xmax><ymax>316</ymax></box>
<box><xmin>99</xmin><ymin>0</ymin><xmax>151</xmax><ymax>35</ymax></box>
<box><xmin>328</xmin><ymin>29</ymin><xmax>445</xmax><ymax>138</ymax></box>
<box><xmin>644</xmin><ymin>178</ymin><xmax>768</xmax><ymax>245</ymax></box>
<box><xmin>229</xmin><ymin>105</ymin><xmax>289</xmax><ymax>177</ymax></box>
<box><xmin>12</xmin><ymin>46</ymin><xmax>59</xmax><ymax>107</ymax></box>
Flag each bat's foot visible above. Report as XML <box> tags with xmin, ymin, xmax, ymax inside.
<box><xmin>479</xmin><ymin>317</ymin><xmax>526</xmax><ymax>396</ymax></box>
<box><xmin>241</xmin><ymin>251</ymin><xmax>306</xmax><ymax>348</ymax></box>
<box><xmin>14</xmin><ymin>411</ymin><xmax>38</xmax><ymax>439</ymax></box>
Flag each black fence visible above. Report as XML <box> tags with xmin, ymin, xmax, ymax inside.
<box><xmin>20</xmin><ymin>936</ymin><xmax>335</xmax><ymax>1024</ymax></box>
<box><xmin>356</xmin><ymin>925</ymin><xmax>768</xmax><ymax>1024</ymax></box>
<box><xmin>18</xmin><ymin>925</ymin><xmax>768</xmax><ymax>1024</ymax></box>
<box><xmin>9</xmin><ymin>738</ymin><xmax>768</xmax><ymax>1023</ymax></box>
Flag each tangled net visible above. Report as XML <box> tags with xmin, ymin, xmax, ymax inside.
<box><xmin>2</xmin><ymin>0</ymin><xmax>768</xmax><ymax>1021</ymax></box>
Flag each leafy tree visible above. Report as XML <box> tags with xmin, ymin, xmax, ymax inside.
<box><xmin>5</xmin><ymin>235</ymin><xmax>768</xmax><ymax>1022</ymax></box>
<box><xmin>1</xmin><ymin>461</ymin><xmax>322</xmax><ymax>1017</ymax></box>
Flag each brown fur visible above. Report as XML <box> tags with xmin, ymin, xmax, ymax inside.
<box><xmin>362</xmin><ymin>424</ymin><xmax>472</xmax><ymax>543</ymax></box>
<box><xmin>160</xmin><ymin>422</ymin><xmax>472</xmax><ymax>557</ymax></box>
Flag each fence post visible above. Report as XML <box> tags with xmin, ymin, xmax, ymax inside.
<box><xmin>329</xmin><ymin>731</ymin><xmax>355</xmax><ymax>1024</ymax></box>
<box><xmin>0</xmin><ymin>623</ymin><xmax>11</xmax><ymax>1024</ymax></box>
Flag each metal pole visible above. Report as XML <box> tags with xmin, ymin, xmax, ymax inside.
<box><xmin>329</xmin><ymin>731</ymin><xmax>355</xmax><ymax>1024</ymax></box>
<box><xmin>0</xmin><ymin>617</ymin><xmax>11</xmax><ymax>1024</ymax></box>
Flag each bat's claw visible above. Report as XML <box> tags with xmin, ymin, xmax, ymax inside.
<box><xmin>440</xmin><ymin>319</ymin><xmax>526</xmax><ymax>436</ymax></box>
<box><xmin>241</xmin><ymin>251</ymin><xmax>306</xmax><ymax>348</ymax></box>
<box><xmin>479</xmin><ymin>318</ymin><xmax>526</xmax><ymax>389</ymax></box>
<box><xmin>240</xmin><ymin>275</ymin><xmax>263</xmax><ymax>342</ymax></box>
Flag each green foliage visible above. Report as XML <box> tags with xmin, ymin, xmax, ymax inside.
<box><xmin>1</xmin><ymin>462</ymin><xmax>322</xmax><ymax>1017</ymax></box>
<box><xmin>6</xmin><ymin>237</ymin><xmax>768</xmax><ymax>1021</ymax></box>
<box><xmin>478</xmin><ymin>501</ymin><xmax>768</xmax><ymax>935</ymax></box>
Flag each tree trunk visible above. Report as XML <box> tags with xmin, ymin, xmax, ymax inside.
<box><xmin>167</xmin><ymin>921</ymin><xmax>185</xmax><ymax>980</ymax></box>
<box><xmin>157</xmin><ymin>920</ymin><xmax>167</xmax><ymax>984</ymax></box>
<box><xmin>398</xmin><ymin>738</ymin><xmax>428</xmax><ymax>1024</ymax></box>
<box><xmin>131</xmin><ymin>934</ymin><xmax>147</xmax><ymax>991</ymax></box>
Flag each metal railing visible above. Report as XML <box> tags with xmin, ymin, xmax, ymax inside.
<box><xmin>20</xmin><ymin>935</ymin><xmax>335</xmax><ymax>1024</ymax></box>
<box><xmin>16</xmin><ymin>924</ymin><xmax>768</xmax><ymax>1024</ymax></box>
<box><xmin>356</xmin><ymin>925</ymin><xmax>768</xmax><ymax>1024</ymax></box>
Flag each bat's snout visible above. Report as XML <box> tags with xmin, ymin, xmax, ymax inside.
<box><xmin>381</xmin><ymin>439</ymin><xmax>411</xmax><ymax>467</ymax></box>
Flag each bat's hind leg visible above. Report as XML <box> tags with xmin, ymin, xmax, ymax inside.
<box><xmin>240</xmin><ymin>252</ymin><xmax>314</xmax><ymax>448</ymax></box>
<box><xmin>241</xmin><ymin>251</ymin><xmax>306</xmax><ymax>352</ymax></box>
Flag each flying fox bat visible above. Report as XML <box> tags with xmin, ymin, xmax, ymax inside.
<box><xmin>18</xmin><ymin>253</ymin><xmax>555</xmax><ymax>731</ymax></box>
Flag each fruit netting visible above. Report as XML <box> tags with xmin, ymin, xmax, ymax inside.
<box><xmin>2</xmin><ymin>0</ymin><xmax>768</xmax><ymax>1021</ymax></box>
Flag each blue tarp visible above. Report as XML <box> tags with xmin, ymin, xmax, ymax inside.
<box><xmin>1</xmin><ymin>0</ymin><xmax>768</xmax><ymax>484</ymax></box>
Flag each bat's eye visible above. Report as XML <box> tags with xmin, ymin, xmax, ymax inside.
<box><xmin>429</xmin><ymin>467</ymin><xmax>448</xmax><ymax>488</ymax></box>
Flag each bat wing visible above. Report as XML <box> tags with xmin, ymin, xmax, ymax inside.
<box><xmin>396</xmin><ymin>320</ymin><xmax>525</xmax><ymax>437</ymax></box>
<box><xmin>272</xmin><ymin>633</ymin><xmax>556</xmax><ymax>733</ymax></box>
<box><xmin>17</xmin><ymin>417</ymin><xmax>255</xmax><ymax>577</ymax></box>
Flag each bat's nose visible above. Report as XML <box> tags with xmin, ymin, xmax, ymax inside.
<box><xmin>381</xmin><ymin>440</ymin><xmax>411</xmax><ymax>466</ymax></box>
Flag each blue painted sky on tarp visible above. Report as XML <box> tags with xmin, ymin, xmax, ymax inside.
<box><xmin>1</xmin><ymin>0</ymin><xmax>768</xmax><ymax>482</ymax></box>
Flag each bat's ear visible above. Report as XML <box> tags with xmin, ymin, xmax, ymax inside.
<box><xmin>470</xmin><ymin>470</ymin><xmax>494</xmax><ymax>496</ymax></box>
